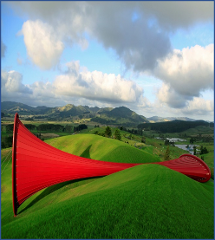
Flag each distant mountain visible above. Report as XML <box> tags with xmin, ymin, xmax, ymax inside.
<box><xmin>1</xmin><ymin>101</ymin><xmax>210</xmax><ymax>127</ymax></box>
<box><xmin>1</xmin><ymin>101</ymin><xmax>148</xmax><ymax>126</ymax></box>
<box><xmin>92</xmin><ymin>106</ymin><xmax>149</xmax><ymax>126</ymax></box>
<box><xmin>1</xmin><ymin>101</ymin><xmax>35</xmax><ymax>114</ymax></box>
<box><xmin>148</xmin><ymin>116</ymin><xmax>197</xmax><ymax>123</ymax></box>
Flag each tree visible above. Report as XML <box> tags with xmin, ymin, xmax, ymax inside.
<box><xmin>65</xmin><ymin>125</ymin><xmax>72</xmax><ymax>133</ymax></box>
<box><xmin>114</xmin><ymin>128</ymin><xmax>121</xmax><ymax>140</ymax></box>
<box><xmin>193</xmin><ymin>146</ymin><xmax>197</xmax><ymax>155</ymax></box>
<box><xmin>200</xmin><ymin>146</ymin><xmax>209</xmax><ymax>154</ymax></box>
<box><xmin>105</xmin><ymin>126</ymin><xmax>112</xmax><ymax>137</ymax></box>
<box><xmin>164</xmin><ymin>145</ymin><xmax>170</xmax><ymax>161</ymax></box>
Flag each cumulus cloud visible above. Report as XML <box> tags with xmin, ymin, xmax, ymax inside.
<box><xmin>53</xmin><ymin>61</ymin><xmax>144</xmax><ymax>104</ymax></box>
<box><xmin>21</xmin><ymin>20</ymin><xmax>64</xmax><ymax>70</ymax></box>
<box><xmin>1</xmin><ymin>70</ymin><xmax>32</xmax><ymax>94</ymax></box>
<box><xmin>155</xmin><ymin>82</ymin><xmax>214</xmax><ymax>120</ymax></box>
<box><xmin>1</xmin><ymin>70</ymin><xmax>64</xmax><ymax>107</ymax></box>
<box><xmin>182</xmin><ymin>97</ymin><xmax>214</xmax><ymax>117</ymax></box>
<box><xmin>8</xmin><ymin>1</ymin><xmax>213</xmax><ymax>72</ymax></box>
<box><xmin>1</xmin><ymin>63</ymin><xmax>150</xmax><ymax>109</ymax></box>
<box><xmin>1</xmin><ymin>39</ymin><xmax>6</xmax><ymax>58</ymax></box>
<box><xmin>156</xmin><ymin>83</ymin><xmax>192</xmax><ymax>108</ymax></box>
<box><xmin>154</xmin><ymin>44</ymin><xmax>214</xmax><ymax>100</ymax></box>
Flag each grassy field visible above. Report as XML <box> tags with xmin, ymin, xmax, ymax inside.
<box><xmin>46</xmin><ymin>134</ymin><xmax>160</xmax><ymax>164</ymax></box>
<box><xmin>1</xmin><ymin>133</ymin><xmax>214</xmax><ymax>239</ymax></box>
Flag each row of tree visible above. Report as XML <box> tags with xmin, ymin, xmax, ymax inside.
<box><xmin>94</xmin><ymin>126</ymin><xmax>121</xmax><ymax>140</ymax></box>
<box><xmin>1</xmin><ymin>123</ymin><xmax>88</xmax><ymax>149</ymax></box>
<box><xmin>1</xmin><ymin>123</ymin><xmax>87</xmax><ymax>134</ymax></box>
<box><xmin>138</xmin><ymin>120</ymin><xmax>213</xmax><ymax>133</ymax></box>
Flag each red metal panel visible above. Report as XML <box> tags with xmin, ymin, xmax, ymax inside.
<box><xmin>153</xmin><ymin>154</ymin><xmax>211</xmax><ymax>183</ymax></box>
<box><xmin>12</xmin><ymin>113</ymin><xmax>211</xmax><ymax>216</ymax></box>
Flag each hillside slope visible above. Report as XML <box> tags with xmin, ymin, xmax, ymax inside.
<box><xmin>1</xmin><ymin>136</ymin><xmax>214</xmax><ymax>239</ymax></box>
<box><xmin>1</xmin><ymin>161</ymin><xmax>214</xmax><ymax>239</ymax></box>
<box><xmin>46</xmin><ymin>134</ymin><xmax>160</xmax><ymax>163</ymax></box>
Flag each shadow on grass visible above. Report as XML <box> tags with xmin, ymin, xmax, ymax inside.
<box><xmin>80</xmin><ymin>145</ymin><xmax>92</xmax><ymax>159</ymax></box>
<box><xmin>18</xmin><ymin>177</ymin><xmax>101</xmax><ymax>215</ymax></box>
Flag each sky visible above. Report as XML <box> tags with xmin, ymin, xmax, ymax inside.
<box><xmin>1</xmin><ymin>1</ymin><xmax>214</xmax><ymax>121</ymax></box>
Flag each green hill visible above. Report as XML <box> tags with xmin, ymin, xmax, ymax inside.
<box><xmin>46</xmin><ymin>134</ymin><xmax>160</xmax><ymax>164</ymax></box>
<box><xmin>1</xmin><ymin>135</ymin><xmax>214</xmax><ymax>239</ymax></box>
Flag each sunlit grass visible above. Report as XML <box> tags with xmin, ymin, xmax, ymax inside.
<box><xmin>1</xmin><ymin>134</ymin><xmax>214</xmax><ymax>239</ymax></box>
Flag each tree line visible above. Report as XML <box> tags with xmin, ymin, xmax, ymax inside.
<box><xmin>137</xmin><ymin>120</ymin><xmax>213</xmax><ymax>133</ymax></box>
<box><xmin>1</xmin><ymin>123</ymin><xmax>88</xmax><ymax>149</ymax></box>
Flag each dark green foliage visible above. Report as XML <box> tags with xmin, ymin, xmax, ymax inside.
<box><xmin>1</xmin><ymin>135</ymin><xmax>13</xmax><ymax>148</ymax></box>
<box><xmin>74</xmin><ymin>124</ymin><xmax>87</xmax><ymax>132</ymax></box>
<box><xmin>24</xmin><ymin>124</ymin><xmax>37</xmax><ymax>130</ymax></box>
<box><xmin>164</xmin><ymin>145</ymin><xmax>170</xmax><ymax>160</ymax></box>
<box><xmin>114</xmin><ymin>129</ymin><xmax>121</xmax><ymax>140</ymax></box>
<box><xmin>65</xmin><ymin>125</ymin><xmax>72</xmax><ymax>133</ymax></box>
<box><xmin>200</xmin><ymin>146</ymin><xmax>209</xmax><ymax>154</ymax></box>
<box><xmin>105</xmin><ymin>126</ymin><xmax>112</xmax><ymax>137</ymax></box>
<box><xmin>193</xmin><ymin>146</ymin><xmax>197</xmax><ymax>155</ymax></box>
<box><xmin>37</xmin><ymin>124</ymin><xmax>64</xmax><ymax>132</ymax></box>
<box><xmin>138</xmin><ymin>120</ymin><xmax>210</xmax><ymax>133</ymax></box>
<box><xmin>5</xmin><ymin>124</ymin><xmax>14</xmax><ymax>132</ymax></box>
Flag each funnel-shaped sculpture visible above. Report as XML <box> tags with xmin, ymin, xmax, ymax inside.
<box><xmin>12</xmin><ymin>113</ymin><xmax>211</xmax><ymax>216</ymax></box>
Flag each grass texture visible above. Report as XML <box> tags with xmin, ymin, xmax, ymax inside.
<box><xmin>1</xmin><ymin>135</ymin><xmax>214</xmax><ymax>239</ymax></box>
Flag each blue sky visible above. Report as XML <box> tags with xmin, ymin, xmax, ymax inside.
<box><xmin>1</xmin><ymin>1</ymin><xmax>214</xmax><ymax>121</ymax></box>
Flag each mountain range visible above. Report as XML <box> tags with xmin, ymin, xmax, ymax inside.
<box><xmin>1</xmin><ymin>101</ymin><xmax>206</xmax><ymax>126</ymax></box>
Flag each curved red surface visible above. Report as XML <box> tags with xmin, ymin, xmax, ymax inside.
<box><xmin>12</xmin><ymin>113</ymin><xmax>211</xmax><ymax>216</ymax></box>
<box><xmin>152</xmin><ymin>154</ymin><xmax>211</xmax><ymax>183</ymax></box>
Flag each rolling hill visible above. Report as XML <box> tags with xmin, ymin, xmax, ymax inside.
<box><xmin>1</xmin><ymin>134</ymin><xmax>214</xmax><ymax>239</ymax></box>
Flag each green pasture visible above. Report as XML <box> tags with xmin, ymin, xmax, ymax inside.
<box><xmin>46</xmin><ymin>134</ymin><xmax>160</xmax><ymax>164</ymax></box>
<box><xmin>1</xmin><ymin>133</ymin><xmax>214</xmax><ymax>239</ymax></box>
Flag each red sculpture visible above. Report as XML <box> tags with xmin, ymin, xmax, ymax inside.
<box><xmin>12</xmin><ymin>113</ymin><xmax>211</xmax><ymax>216</ymax></box>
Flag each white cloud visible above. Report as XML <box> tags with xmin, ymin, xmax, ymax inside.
<box><xmin>1</xmin><ymin>64</ymin><xmax>150</xmax><ymax>110</ymax></box>
<box><xmin>182</xmin><ymin>97</ymin><xmax>214</xmax><ymax>117</ymax></box>
<box><xmin>21</xmin><ymin>20</ymin><xmax>64</xmax><ymax>70</ymax></box>
<box><xmin>155</xmin><ymin>83</ymin><xmax>214</xmax><ymax>119</ymax></box>
<box><xmin>1</xmin><ymin>70</ymin><xmax>32</xmax><ymax>94</ymax></box>
<box><xmin>53</xmin><ymin>61</ymin><xmax>144</xmax><ymax>104</ymax></box>
<box><xmin>156</xmin><ymin>83</ymin><xmax>192</xmax><ymax>108</ymax></box>
<box><xmin>9</xmin><ymin>2</ymin><xmax>213</xmax><ymax>72</ymax></box>
<box><xmin>154</xmin><ymin>44</ymin><xmax>214</xmax><ymax>99</ymax></box>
